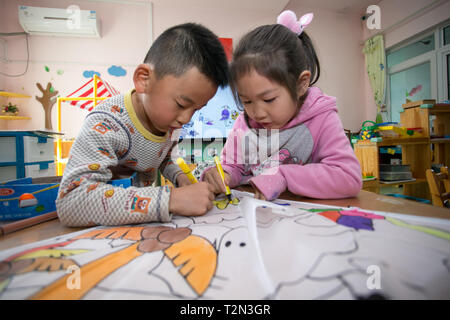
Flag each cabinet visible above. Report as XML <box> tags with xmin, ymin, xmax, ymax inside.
<box><xmin>354</xmin><ymin>100</ymin><xmax>450</xmax><ymax>200</ymax></box>
<box><xmin>0</xmin><ymin>131</ymin><xmax>55</xmax><ymax>182</ymax></box>
<box><xmin>401</xmin><ymin>100</ymin><xmax>450</xmax><ymax>167</ymax></box>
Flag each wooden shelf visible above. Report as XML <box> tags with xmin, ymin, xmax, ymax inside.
<box><xmin>356</xmin><ymin>101</ymin><xmax>449</xmax><ymax>201</ymax></box>
<box><xmin>379</xmin><ymin>178</ymin><xmax>427</xmax><ymax>186</ymax></box>
<box><xmin>431</xmin><ymin>138</ymin><xmax>450</xmax><ymax>143</ymax></box>
<box><xmin>429</xmin><ymin>104</ymin><xmax>450</xmax><ymax>114</ymax></box>
<box><xmin>356</xmin><ymin>137</ymin><xmax>430</xmax><ymax>147</ymax></box>
<box><xmin>0</xmin><ymin>115</ymin><xmax>31</xmax><ymax>120</ymax></box>
<box><xmin>377</xmin><ymin>137</ymin><xmax>430</xmax><ymax>146</ymax></box>
<box><xmin>0</xmin><ymin>92</ymin><xmax>31</xmax><ymax>98</ymax></box>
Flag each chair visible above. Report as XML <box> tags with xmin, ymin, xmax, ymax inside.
<box><xmin>426</xmin><ymin>166</ymin><xmax>450</xmax><ymax>208</ymax></box>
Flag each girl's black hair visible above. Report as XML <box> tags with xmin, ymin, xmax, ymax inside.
<box><xmin>230</xmin><ymin>24</ymin><xmax>320</xmax><ymax>109</ymax></box>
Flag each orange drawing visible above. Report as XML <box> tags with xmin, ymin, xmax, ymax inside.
<box><xmin>0</xmin><ymin>226</ymin><xmax>217</xmax><ymax>299</ymax></box>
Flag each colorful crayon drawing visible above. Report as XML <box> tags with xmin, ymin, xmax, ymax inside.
<box><xmin>1</xmin><ymin>190</ymin><xmax>449</xmax><ymax>300</ymax></box>
<box><xmin>220</xmin><ymin>107</ymin><xmax>230</xmax><ymax>121</ymax></box>
<box><xmin>406</xmin><ymin>84</ymin><xmax>422</xmax><ymax>98</ymax></box>
<box><xmin>182</xmin><ymin>86</ymin><xmax>240</xmax><ymax>139</ymax></box>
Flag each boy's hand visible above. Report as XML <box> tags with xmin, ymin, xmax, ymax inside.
<box><xmin>169</xmin><ymin>182</ymin><xmax>214</xmax><ymax>216</ymax></box>
<box><xmin>176</xmin><ymin>173</ymin><xmax>192</xmax><ymax>187</ymax></box>
<box><xmin>203</xmin><ymin>168</ymin><xmax>231</xmax><ymax>195</ymax></box>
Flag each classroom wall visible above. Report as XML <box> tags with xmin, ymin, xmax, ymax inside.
<box><xmin>284</xmin><ymin>1</ymin><xmax>367</xmax><ymax>132</ymax></box>
<box><xmin>0</xmin><ymin>0</ymin><xmax>288</xmax><ymax>137</ymax></box>
<box><xmin>0</xmin><ymin>0</ymin><xmax>153</xmax><ymax>135</ymax></box>
<box><xmin>361</xmin><ymin>0</ymin><xmax>450</xmax><ymax>122</ymax></box>
<box><xmin>4</xmin><ymin>0</ymin><xmax>411</xmax><ymax>136</ymax></box>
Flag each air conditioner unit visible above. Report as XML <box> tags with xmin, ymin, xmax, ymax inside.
<box><xmin>18</xmin><ymin>5</ymin><xmax>101</xmax><ymax>38</ymax></box>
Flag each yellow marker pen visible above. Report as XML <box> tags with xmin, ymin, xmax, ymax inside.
<box><xmin>214</xmin><ymin>155</ymin><xmax>232</xmax><ymax>202</ymax></box>
<box><xmin>176</xmin><ymin>157</ymin><xmax>198</xmax><ymax>184</ymax></box>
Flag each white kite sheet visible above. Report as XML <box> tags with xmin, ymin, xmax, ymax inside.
<box><xmin>1</xmin><ymin>190</ymin><xmax>449</xmax><ymax>300</ymax></box>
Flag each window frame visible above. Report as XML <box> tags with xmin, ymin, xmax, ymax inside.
<box><xmin>387</xmin><ymin>52</ymin><xmax>436</xmax><ymax>122</ymax></box>
<box><xmin>437</xmin><ymin>22</ymin><xmax>450</xmax><ymax>101</ymax></box>
<box><xmin>385</xmin><ymin>19</ymin><xmax>450</xmax><ymax>121</ymax></box>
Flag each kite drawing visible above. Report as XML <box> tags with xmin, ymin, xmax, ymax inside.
<box><xmin>0</xmin><ymin>190</ymin><xmax>449</xmax><ymax>300</ymax></box>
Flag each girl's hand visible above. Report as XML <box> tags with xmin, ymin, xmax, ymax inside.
<box><xmin>251</xmin><ymin>183</ymin><xmax>266</xmax><ymax>200</ymax></box>
<box><xmin>203</xmin><ymin>168</ymin><xmax>231</xmax><ymax>195</ymax></box>
<box><xmin>176</xmin><ymin>173</ymin><xmax>192</xmax><ymax>187</ymax></box>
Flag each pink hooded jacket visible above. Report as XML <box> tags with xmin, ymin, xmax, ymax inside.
<box><xmin>203</xmin><ymin>86</ymin><xmax>362</xmax><ymax>201</ymax></box>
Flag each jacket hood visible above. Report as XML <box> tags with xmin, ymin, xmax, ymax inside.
<box><xmin>284</xmin><ymin>86</ymin><xmax>337</xmax><ymax>129</ymax></box>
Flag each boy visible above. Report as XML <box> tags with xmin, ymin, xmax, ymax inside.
<box><xmin>56</xmin><ymin>23</ymin><xmax>229</xmax><ymax>227</ymax></box>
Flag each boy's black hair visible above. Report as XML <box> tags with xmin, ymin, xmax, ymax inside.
<box><xmin>230</xmin><ymin>24</ymin><xmax>320</xmax><ymax>108</ymax></box>
<box><xmin>144</xmin><ymin>23</ymin><xmax>229</xmax><ymax>88</ymax></box>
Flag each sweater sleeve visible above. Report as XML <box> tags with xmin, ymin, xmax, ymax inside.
<box><xmin>251</xmin><ymin>111</ymin><xmax>362</xmax><ymax>200</ymax></box>
<box><xmin>160</xmin><ymin>142</ymin><xmax>183</xmax><ymax>186</ymax></box>
<box><xmin>56</xmin><ymin>112</ymin><xmax>172</xmax><ymax>227</ymax></box>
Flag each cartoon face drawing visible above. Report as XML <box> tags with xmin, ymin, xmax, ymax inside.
<box><xmin>86</xmin><ymin>183</ymin><xmax>99</xmax><ymax>193</ymax></box>
<box><xmin>125</xmin><ymin>123</ymin><xmax>135</xmax><ymax>134</ymax></box>
<box><xmin>88</xmin><ymin>163</ymin><xmax>101</xmax><ymax>171</ymax></box>
<box><xmin>111</xmin><ymin>105</ymin><xmax>123</xmax><ymax>114</ymax></box>
<box><xmin>104</xmin><ymin>189</ymin><xmax>114</xmax><ymax>198</ymax></box>
<box><xmin>59</xmin><ymin>177</ymin><xmax>84</xmax><ymax>199</ymax></box>
<box><xmin>249</xmin><ymin>148</ymin><xmax>299</xmax><ymax>176</ymax></box>
<box><xmin>98</xmin><ymin>147</ymin><xmax>114</xmax><ymax>159</ymax></box>
<box><xmin>126</xmin><ymin>159</ymin><xmax>138</xmax><ymax>167</ymax></box>
<box><xmin>278</xmin><ymin>148</ymin><xmax>298</xmax><ymax>165</ymax></box>
<box><xmin>92</xmin><ymin>122</ymin><xmax>111</xmax><ymax>135</ymax></box>
<box><xmin>131</xmin><ymin>195</ymin><xmax>151</xmax><ymax>214</ymax></box>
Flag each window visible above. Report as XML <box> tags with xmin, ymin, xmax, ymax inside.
<box><xmin>387</xmin><ymin>34</ymin><xmax>434</xmax><ymax>68</ymax></box>
<box><xmin>389</xmin><ymin>62</ymin><xmax>431</xmax><ymax>123</ymax></box>
<box><xmin>447</xmin><ymin>54</ymin><xmax>450</xmax><ymax>99</ymax></box>
<box><xmin>386</xmin><ymin>20</ymin><xmax>450</xmax><ymax>121</ymax></box>
<box><xmin>444</xmin><ymin>25</ymin><xmax>450</xmax><ymax>46</ymax></box>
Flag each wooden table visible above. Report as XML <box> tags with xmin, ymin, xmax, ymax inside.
<box><xmin>1</xmin><ymin>189</ymin><xmax>448</xmax><ymax>251</ymax></box>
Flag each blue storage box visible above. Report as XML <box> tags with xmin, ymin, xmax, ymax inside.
<box><xmin>0</xmin><ymin>176</ymin><xmax>60</xmax><ymax>220</ymax></box>
<box><xmin>0</xmin><ymin>172</ymin><xmax>138</xmax><ymax>221</ymax></box>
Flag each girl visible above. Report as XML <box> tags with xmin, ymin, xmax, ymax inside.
<box><xmin>203</xmin><ymin>11</ymin><xmax>362</xmax><ymax>201</ymax></box>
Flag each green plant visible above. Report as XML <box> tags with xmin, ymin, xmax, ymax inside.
<box><xmin>2</xmin><ymin>102</ymin><xmax>19</xmax><ymax>114</ymax></box>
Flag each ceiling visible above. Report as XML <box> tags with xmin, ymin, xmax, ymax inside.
<box><xmin>108</xmin><ymin>0</ymin><xmax>383</xmax><ymax>15</ymax></box>
<box><xmin>152</xmin><ymin>0</ymin><xmax>290</xmax><ymax>13</ymax></box>
<box><xmin>287</xmin><ymin>0</ymin><xmax>384</xmax><ymax>14</ymax></box>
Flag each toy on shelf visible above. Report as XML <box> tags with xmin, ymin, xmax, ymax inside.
<box><xmin>376</xmin><ymin>122</ymin><xmax>407</xmax><ymax>138</ymax></box>
<box><xmin>359</xmin><ymin>120</ymin><xmax>379</xmax><ymax>140</ymax></box>
<box><xmin>0</xmin><ymin>91</ymin><xmax>31</xmax><ymax>120</ymax></box>
<box><xmin>1</xmin><ymin>102</ymin><xmax>19</xmax><ymax>116</ymax></box>
<box><xmin>376</xmin><ymin>122</ymin><xmax>424</xmax><ymax>138</ymax></box>
<box><xmin>56</xmin><ymin>75</ymin><xmax>120</xmax><ymax>175</ymax></box>
<box><xmin>405</xmin><ymin>127</ymin><xmax>424</xmax><ymax>137</ymax></box>
<box><xmin>355</xmin><ymin>120</ymin><xmax>425</xmax><ymax>142</ymax></box>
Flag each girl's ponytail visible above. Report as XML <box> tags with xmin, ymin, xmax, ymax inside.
<box><xmin>298</xmin><ymin>31</ymin><xmax>320</xmax><ymax>86</ymax></box>
<box><xmin>230</xmin><ymin>10</ymin><xmax>322</xmax><ymax>109</ymax></box>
